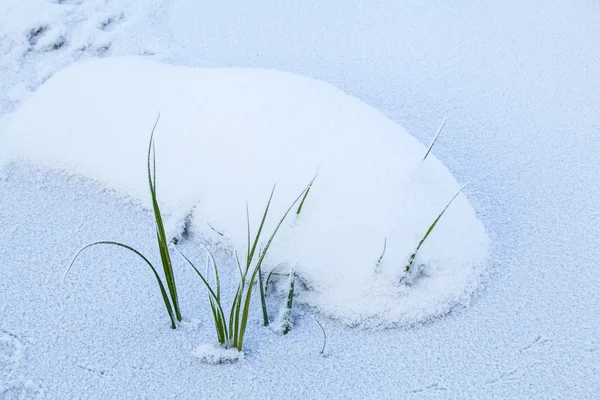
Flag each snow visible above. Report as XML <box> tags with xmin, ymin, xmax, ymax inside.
<box><xmin>1</xmin><ymin>0</ymin><xmax>600</xmax><ymax>399</ymax></box>
<box><xmin>0</xmin><ymin>56</ymin><xmax>489</xmax><ymax>327</ymax></box>
<box><xmin>194</xmin><ymin>344</ymin><xmax>244</xmax><ymax>365</ymax></box>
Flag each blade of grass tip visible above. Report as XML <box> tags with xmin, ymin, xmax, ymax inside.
<box><xmin>172</xmin><ymin>246</ymin><xmax>228</xmax><ymax>339</ymax></box>
<box><xmin>235</xmin><ymin>251</ymin><xmax>243</xmax><ymax>281</ymax></box>
<box><xmin>66</xmin><ymin>241</ymin><xmax>177</xmax><ymax>329</ymax></box>
<box><xmin>405</xmin><ymin>182</ymin><xmax>469</xmax><ymax>272</ymax></box>
<box><xmin>253</xmin><ymin>179</ymin><xmax>316</xmax><ymax>275</ymax></box>
<box><xmin>207</xmin><ymin>222</ymin><xmax>224</xmax><ymax>236</ymax></box>
<box><xmin>147</xmin><ymin>113</ymin><xmax>160</xmax><ymax>193</ymax></box>
<box><xmin>311</xmin><ymin>315</ymin><xmax>327</xmax><ymax>354</ymax></box>
<box><xmin>238</xmin><ymin>180</ymin><xmax>316</xmax><ymax>350</ymax></box>
<box><xmin>296</xmin><ymin>184</ymin><xmax>312</xmax><ymax>215</ymax></box>
<box><xmin>375</xmin><ymin>237</ymin><xmax>387</xmax><ymax>269</ymax></box>
<box><xmin>422</xmin><ymin>116</ymin><xmax>447</xmax><ymax>162</ymax></box>
<box><xmin>232</xmin><ymin>253</ymin><xmax>247</xmax><ymax>348</ymax></box>
<box><xmin>296</xmin><ymin>172</ymin><xmax>319</xmax><ymax>215</ymax></box>
<box><xmin>248</xmin><ymin>185</ymin><xmax>276</xmax><ymax>267</ymax></box>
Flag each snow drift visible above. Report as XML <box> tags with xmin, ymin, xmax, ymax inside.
<box><xmin>0</xmin><ymin>56</ymin><xmax>489</xmax><ymax>327</ymax></box>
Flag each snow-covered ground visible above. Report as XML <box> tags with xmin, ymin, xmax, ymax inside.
<box><xmin>1</xmin><ymin>1</ymin><xmax>599</xmax><ymax>399</ymax></box>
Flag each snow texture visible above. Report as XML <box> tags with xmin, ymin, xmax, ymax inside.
<box><xmin>1</xmin><ymin>0</ymin><xmax>599</xmax><ymax>399</ymax></box>
<box><xmin>194</xmin><ymin>344</ymin><xmax>244</xmax><ymax>365</ymax></box>
<box><xmin>0</xmin><ymin>56</ymin><xmax>489</xmax><ymax>327</ymax></box>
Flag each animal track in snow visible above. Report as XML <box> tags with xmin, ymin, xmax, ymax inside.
<box><xmin>519</xmin><ymin>335</ymin><xmax>553</xmax><ymax>353</ymax></box>
<box><xmin>0</xmin><ymin>377</ymin><xmax>44</xmax><ymax>400</ymax></box>
<box><xmin>0</xmin><ymin>331</ymin><xmax>24</xmax><ymax>371</ymax></box>
<box><xmin>50</xmin><ymin>0</ymin><xmax>83</xmax><ymax>5</ymax></box>
<box><xmin>485</xmin><ymin>368</ymin><xmax>526</xmax><ymax>386</ymax></box>
<box><xmin>98</xmin><ymin>13</ymin><xmax>125</xmax><ymax>32</ymax></box>
<box><xmin>407</xmin><ymin>383</ymin><xmax>449</xmax><ymax>394</ymax></box>
<box><xmin>26</xmin><ymin>25</ymin><xmax>49</xmax><ymax>47</ymax></box>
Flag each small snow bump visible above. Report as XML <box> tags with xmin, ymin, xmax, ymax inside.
<box><xmin>194</xmin><ymin>344</ymin><xmax>244</xmax><ymax>365</ymax></box>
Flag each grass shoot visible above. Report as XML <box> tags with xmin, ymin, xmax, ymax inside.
<box><xmin>405</xmin><ymin>183</ymin><xmax>468</xmax><ymax>274</ymax></box>
<box><xmin>281</xmin><ymin>270</ymin><xmax>296</xmax><ymax>335</ymax></box>
<box><xmin>312</xmin><ymin>316</ymin><xmax>327</xmax><ymax>354</ymax></box>
<box><xmin>65</xmin><ymin>117</ymin><xmax>182</xmax><ymax>329</ymax></box>
<box><xmin>422</xmin><ymin>116</ymin><xmax>447</xmax><ymax>162</ymax></box>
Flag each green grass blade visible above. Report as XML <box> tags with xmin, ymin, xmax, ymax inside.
<box><xmin>296</xmin><ymin>185</ymin><xmax>312</xmax><ymax>215</ymax></box>
<box><xmin>200</xmin><ymin>244</ymin><xmax>220</xmax><ymax>301</ymax></box>
<box><xmin>248</xmin><ymin>186</ymin><xmax>276</xmax><ymax>267</ymax></box>
<box><xmin>228</xmin><ymin>287</ymin><xmax>241</xmax><ymax>343</ymax></box>
<box><xmin>282</xmin><ymin>272</ymin><xmax>296</xmax><ymax>335</ymax></box>
<box><xmin>285</xmin><ymin>273</ymin><xmax>296</xmax><ymax>311</ymax></box>
<box><xmin>209</xmin><ymin>298</ymin><xmax>225</xmax><ymax>344</ymax></box>
<box><xmin>258</xmin><ymin>267</ymin><xmax>269</xmax><ymax>326</ymax></box>
<box><xmin>422</xmin><ymin>117</ymin><xmax>447</xmax><ymax>162</ymax></box>
<box><xmin>311</xmin><ymin>316</ymin><xmax>327</xmax><ymax>354</ymax></box>
<box><xmin>173</xmin><ymin>246</ymin><xmax>228</xmax><ymax>340</ymax></box>
<box><xmin>147</xmin><ymin>120</ymin><xmax>181</xmax><ymax>321</ymax></box>
<box><xmin>247</xmin><ymin>186</ymin><xmax>276</xmax><ymax>327</ymax></box>
<box><xmin>65</xmin><ymin>241</ymin><xmax>177</xmax><ymax>329</ymax></box>
<box><xmin>296</xmin><ymin>172</ymin><xmax>318</xmax><ymax>215</ymax></box>
<box><xmin>232</xmin><ymin>285</ymin><xmax>244</xmax><ymax>348</ymax></box>
<box><xmin>237</xmin><ymin>272</ymin><xmax>257</xmax><ymax>350</ymax></box>
<box><xmin>405</xmin><ymin>183</ymin><xmax>468</xmax><ymax>272</ymax></box>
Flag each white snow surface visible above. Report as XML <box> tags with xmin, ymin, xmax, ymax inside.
<box><xmin>194</xmin><ymin>344</ymin><xmax>244</xmax><ymax>365</ymax></box>
<box><xmin>1</xmin><ymin>0</ymin><xmax>600</xmax><ymax>399</ymax></box>
<box><xmin>0</xmin><ymin>56</ymin><xmax>489</xmax><ymax>327</ymax></box>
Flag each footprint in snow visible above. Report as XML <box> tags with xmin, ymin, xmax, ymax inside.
<box><xmin>49</xmin><ymin>0</ymin><xmax>83</xmax><ymax>4</ymax></box>
<box><xmin>25</xmin><ymin>24</ymin><xmax>67</xmax><ymax>53</ymax></box>
<box><xmin>98</xmin><ymin>13</ymin><xmax>125</xmax><ymax>33</ymax></box>
<box><xmin>0</xmin><ymin>332</ymin><xmax>24</xmax><ymax>371</ymax></box>
<box><xmin>0</xmin><ymin>377</ymin><xmax>44</xmax><ymax>400</ymax></box>
<box><xmin>519</xmin><ymin>335</ymin><xmax>553</xmax><ymax>353</ymax></box>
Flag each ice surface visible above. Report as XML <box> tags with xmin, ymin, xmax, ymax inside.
<box><xmin>1</xmin><ymin>0</ymin><xmax>599</xmax><ymax>398</ymax></box>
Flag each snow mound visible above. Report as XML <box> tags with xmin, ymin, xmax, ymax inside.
<box><xmin>193</xmin><ymin>344</ymin><xmax>244</xmax><ymax>364</ymax></box>
<box><xmin>0</xmin><ymin>57</ymin><xmax>489</xmax><ymax>327</ymax></box>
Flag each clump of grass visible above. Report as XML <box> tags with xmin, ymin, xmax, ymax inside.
<box><xmin>65</xmin><ymin>117</ymin><xmax>182</xmax><ymax>329</ymax></box>
<box><xmin>404</xmin><ymin>183</ymin><xmax>468</xmax><ymax>275</ymax></box>
<box><xmin>175</xmin><ymin>180</ymin><xmax>315</xmax><ymax>352</ymax></box>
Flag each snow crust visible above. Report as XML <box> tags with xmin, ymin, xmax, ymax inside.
<box><xmin>194</xmin><ymin>344</ymin><xmax>244</xmax><ymax>364</ymax></box>
<box><xmin>0</xmin><ymin>57</ymin><xmax>488</xmax><ymax>326</ymax></box>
